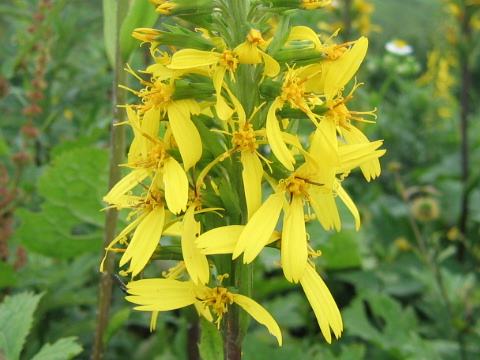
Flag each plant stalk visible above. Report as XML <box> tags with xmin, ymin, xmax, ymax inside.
<box><xmin>91</xmin><ymin>1</ymin><xmax>127</xmax><ymax>359</ymax></box>
<box><xmin>458</xmin><ymin>1</ymin><xmax>471</xmax><ymax>260</ymax></box>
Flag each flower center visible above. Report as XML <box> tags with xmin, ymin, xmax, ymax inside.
<box><xmin>139</xmin><ymin>79</ymin><xmax>174</xmax><ymax>112</ymax></box>
<box><xmin>232</xmin><ymin>123</ymin><xmax>258</xmax><ymax>152</ymax></box>
<box><xmin>285</xmin><ymin>175</ymin><xmax>310</xmax><ymax>197</ymax></box>
<box><xmin>247</xmin><ymin>29</ymin><xmax>266</xmax><ymax>46</ymax></box>
<box><xmin>220</xmin><ymin>50</ymin><xmax>238</xmax><ymax>73</ymax></box>
<box><xmin>202</xmin><ymin>286</ymin><xmax>234</xmax><ymax>325</ymax></box>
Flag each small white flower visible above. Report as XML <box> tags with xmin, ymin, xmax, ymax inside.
<box><xmin>385</xmin><ymin>40</ymin><xmax>413</xmax><ymax>56</ymax></box>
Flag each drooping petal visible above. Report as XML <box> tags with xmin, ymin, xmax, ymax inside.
<box><xmin>337</xmin><ymin>140</ymin><xmax>385</xmax><ymax>175</ymax></box>
<box><xmin>234</xmin><ymin>42</ymin><xmax>262</xmax><ymax>64</ymax></box>
<box><xmin>169</xmin><ymin>49</ymin><xmax>221</xmax><ymax>69</ymax></box>
<box><xmin>196</xmin><ymin>225</ymin><xmax>245</xmax><ymax>254</ymax></box>
<box><xmin>241</xmin><ymin>151</ymin><xmax>263</xmax><ymax>220</ymax></box>
<box><xmin>335</xmin><ymin>182</ymin><xmax>360</xmax><ymax>231</ymax></box>
<box><xmin>167</xmin><ymin>100</ymin><xmax>202</xmax><ymax>170</ymax></box>
<box><xmin>213</xmin><ymin>66</ymin><xmax>235</xmax><ymax>120</ymax></box>
<box><xmin>120</xmin><ymin>206</ymin><xmax>165</xmax><ymax>276</ymax></box>
<box><xmin>324</xmin><ymin>36</ymin><xmax>368</xmax><ymax>100</ymax></box>
<box><xmin>309</xmin><ymin>189</ymin><xmax>341</xmax><ymax>231</ymax></box>
<box><xmin>281</xmin><ymin>195</ymin><xmax>307</xmax><ymax>283</ymax></box>
<box><xmin>309</xmin><ymin>123</ymin><xmax>338</xmax><ymax>191</ymax></box>
<box><xmin>182</xmin><ymin>206</ymin><xmax>210</xmax><ymax>285</ymax></box>
<box><xmin>233</xmin><ymin>192</ymin><xmax>284</xmax><ymax>262</ymax></box>
<box><xmin>126</xmin><ymin>278</ymin><xmax>196</xmax><ymax>311</ymax></box>
<box><xmin>288</xmin><ymin>26</ymin><xmax>321</xmax><ymax>50</ymax></box>
<box><xmin>233</xmin><ymin>294</ymin><xmax>283</xmax><ymax>346</ymax></box>
<box><xmin>339</xmin><ymin>125</ymin><xmax>381</xmax><ymax>181</ymax></box>
<box><xmin>266</xmin><ymin>98</ymin><xmax>295</xmax><ymax>171</ymax></box>
<box><xmin>300</xmin><ymin>264</ymin><xmax>343</xmax><ymax>343</ymax></box>
<box><xmin>103</xmin><ymin>168</ymin><xmax>150</xmax><ymax>204</ymax></box>
<box><xmin>259</xmin><ymin>51</ymin><xmax>280</xmax><ymax>77</ymax></box>
<box><xmin>142</xmin><ymin>107</ymin><xmax>160</xmax><ymax>153</ymax></box>
<box><xmin>162</xmin><ymin>157</ymin><xmax>189</xmax><ymax>214</ymax></box>
<box><xmin>197</xmin><ymin>225</ymin><xmax>281</xmax><ymax>255</ymax></box>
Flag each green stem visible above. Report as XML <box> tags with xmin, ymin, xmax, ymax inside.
<box><xmin>219</xmin><ymin>1</ymin><xmax>254</xmax><ymax>359</ymax></box>
<box><xmin>91</xmin><ymin>1</ymin><xmax>127</xmax><ymax>359</ymax></box>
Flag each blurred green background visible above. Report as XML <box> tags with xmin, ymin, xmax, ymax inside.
<box><xmin>1</xmin><ymin>0</ymin><xmax>479</xmax><ymax>359</ymax></box>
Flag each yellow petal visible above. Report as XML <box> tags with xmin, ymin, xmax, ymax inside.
<box><xmin>213</xmin><ymin>67</ymin><xmax>235</xmax><ymax>120</ymax></box>
<box><xmin>126</xmin><ymin>278</ymin><xmax>196</xmax><ymax>311</ymax></box>
<box><xmin>300</xmin><ymin>264</ymin><xmax>343</xmax><ymax>343</ymax></box>
<box><xmin>241</xmin><ymin>151</ymin><xmax>263</xmax><ymax>220</ymax></box>
<box><xmin>162</xmin><ymin>157</ymin><xmax>189</xmax><ymax>214</ymax></box>
<box><xmin>169</xmin><ymin>49</ymin><xmax>221</xmax><ymax>69</ymax></box>
<box><xmin>233</xmin><ymin>192</ymin><xmax>284</xmax><ymax>262</ymax></box>
<box><xmin>259</xmin><ymin>51</ymin><xmax>280</xmax><ymax>77</ymax></box>
<box><xmin>266</xmin><ymin>98</ymin><xmax>295</xmax><ymax>171</ymax></box>
<box><xmin>324</xmin><ymin>37</ymin><xmax>368</xmax><ymax>99</ymax></box>
<box><xmin>233</xmin><ymin>294</ymin><xmax>283</xmax><ymax>346</ymax></box>
<box><xmin>309</xmin><ymin>189</ymin><xmax>341</xmax><ymax>231</ymax></box>
<box><xmin>281</xmin><ymin>195</ymin><xmax>307</xmax><ymax>283</ymax></box>
<box><xmin>340</xmin><ymin>126</ymin><xmax>381</xmax><ymax>181</ymax></box>
<box><xmin>103</xmin><ymin>168</ymin><xmax>150</xmax><ymax>204</ymax></box>
<box><xmin>234</xmin><ymin>42</ymin><xmax>262</xmax><ymax>64</ymax></box>
<box><xmin>196</xmin><ymin>225</ymin><xmax>246</xmax><ymax>254</ymax></box>
<box><xmin>337</xmin><ymin>141</ymin><xmax>386</xmax><ymax>174</ymax></box>
<box><xmin>309</xmin><ymin>122</ymin><xmax>338</xmax><ymax>191</ymax></box>
<box><xmin>288</xmin><ymin>26</ymin><xmax>321</xmax><ymax>50</ymax></box>
<box><xmin>194</xmin><ymin>301</ymin><xmax>214</xmax><ymax>322</ymax></box>
<box><xmin>182</xmin><ymin>206</ymin><xmax>210</xmax><ymax>285</ymax></box>
<box><xmin>120</xmin><ymin>206</ymin><xmax>165</xmax><ymax>276</ymax></box>
<box><xmin>142</xmin><ymin>107</ymin><xmax>160</xmax><ymax>154</ymax></box>
<box><xmin>335</xmin><ymin>182</ymin><xmax>360</xmax><ymax>231</ymax></box>
<box><xmin>167</xmin><ymin>100</ymin><xmax>202</xmax><ymax>170</ymax></box>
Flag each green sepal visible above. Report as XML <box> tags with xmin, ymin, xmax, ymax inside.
<box><xmin>153</xmin><ymin>25</ymin><xmax>216</xmax><ymax>50</ymax></box>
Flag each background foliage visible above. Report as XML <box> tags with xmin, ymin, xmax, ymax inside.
<box><xmin>0</xmin><ymin>0</ymin><xmax>479</xmax><ymax>359</ymax></box>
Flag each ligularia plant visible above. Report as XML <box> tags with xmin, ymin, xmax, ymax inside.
<box><xmin>102</xmin><ymin>0</ymin><xmax>385</xmax><ymax>357</ymax></box>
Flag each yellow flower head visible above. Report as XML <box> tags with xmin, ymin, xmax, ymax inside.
<box><xmin>301</xmin><ymin>0</ymin><xmax>332</xmax><ymax>10</ymax></box>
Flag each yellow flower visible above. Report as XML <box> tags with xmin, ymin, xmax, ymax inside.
<box><xmin>234</xmin><ymin>29</ymin><xmax>280</xmax><ymax>77</ymax></box>
<box><xmin>168</xmin><ymin>45</ymin><xmax>239</xmax><ymax>120</ymax></box>
<box><xmin>126</xmin><ymin>277</ymin><xmax>282</xmax><ymax>345</ymax></box>
<box><xmin>124</xmin><ymin>66</ymin><xmax>202</xmax><ymax>170</ymax></box>
<box><xmin>301</xmin><ymin>0</ymin><xmax>332</xmax><ymax>10</ymax></box>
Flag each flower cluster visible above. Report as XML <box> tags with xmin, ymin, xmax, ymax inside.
<box><xmin>102</xmin><ymin>0</ymin><xmax>385</xmax><ymax>346</ymax></box>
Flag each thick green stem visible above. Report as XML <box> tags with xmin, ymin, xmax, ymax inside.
<box><xmin>91</xmin><ymin>1</ymin><xmax>127</xmax><ymax>359</ymax></box>
<box><xmin>219</xmin><ymin>1</ymin><xmax>254</xmax><ymax>359</ymax></box>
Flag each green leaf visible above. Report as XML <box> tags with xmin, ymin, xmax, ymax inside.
<box><xmin>0</xmin><ymin>292</ymin><xmax>43</xmax><ymax>360</ymax></box>
<box><xmin>317</xmin><ymin>231</ymin><xmax>362</xmax><ymax>270</ymax></box>
<box><xmin>16</xmin><ymin>147</ymin><xmax>109</xmax><ymax>258</ymax></box>
<box><xmin>120</xmin><ymin>0</ymin><xmax>159</xmax><ymax>61</ymax></box>
<box><xmin>102</xmin><ymin>0</ymin><xmax>117</xmax><ymax>67</ymax></box>
<box><xmin>198</xmin><ymin>317</ymin><xmax>223</xmax><ymax>360</ymax></box>
<box><xmin>30</xmin><ymin>337</ymin><xmax>83</xmax><ymax>360</ymax></box>
<box><xmin>0</xmin><ymin>262</ymin><xmax>18</xmax><ymax>289</ymax></box>
<box><xmin>103</xmin><ymin>0</ymin><xmax>129</xmax><ymax>67</ymax></box>
<box><xmin>0</xmin><ymin>135</ymin><xmax>9</xmax><ymax>156</ymax></box>
<box><xmin>103</xmin><ymin>308</ymin><xmax>131</xmax><ymax>347</ymax></box>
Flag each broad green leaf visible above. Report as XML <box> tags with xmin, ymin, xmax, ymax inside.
<box><xmin>0</xmin><ymin>292</ymin><xmax>43</xmax><ymax>360</ymax></box>
<box><xmin>30</xmin><ymin>337</ymin><xmax>83</xmax><ymax>360</ymax></box>
<box><xmin>120</xmin><ymin>0</ymin><xmax>159</xmax><ymax>61</ymax></box>
<box><xmin>198</xmin><ymin>317</ymin><xmax>223</xmax><ymax>360</ymax></box>
<box><xmin>16</xmin><ymin>147</ymin><xmax>109</xmax><ymax>258</ymax></box>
